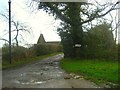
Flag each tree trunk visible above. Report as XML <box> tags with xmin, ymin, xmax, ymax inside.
<box><xmin>67</xmin><ymin>3</ymin><xmax>84</xmax><ymax>57</ymax></box>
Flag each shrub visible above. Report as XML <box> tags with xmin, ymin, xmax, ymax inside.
<box><xmin>94</xmin><ymin>50</ymin><xmax>118</xmax><ymax>60</ymax></box>
<box><xmin>118</xmin><ymin>44</ymin><xmax>120</xmax><ymax>60</ymax></box>
<box><xmin>47</xmin><ymin>44</ymin><xmax>63</xmax><ymax>53</ymax></box>
<box><xmin>11</xmin><ymin>46</ymin><xmax>28</xmax><ymax>61</ymax></box>
<box><xmin>26</xmin><ymin>47</ymin><xmax>36</xmax><ymax>57</ymax></box>
<box><xmin>2</xmin><ymin>46</ymin><xmax>9</xmax><ymax>63</ymax></box>
<box><xmin>33</xmin><ymin>44</ymin><xmax>50</xmax><ymax>56</ymax></box>
<box><xmin>2</xmin><ymin>43</ymin><xmax>63</xmax><ymax>64</ymax></box>
<box><xmin>33</xmin><ymin>44</ymin><xmax>62</xmax><ymax>56</ymax></box>
<box><xmin>2</xmin><ymin>46</ymin><xmax>28</xmax><ymax>63</ymax></box>
<box><xmin>80</xmin><ymin>47</ymin><xmax>118</xmax><ymax>60</ymax></box>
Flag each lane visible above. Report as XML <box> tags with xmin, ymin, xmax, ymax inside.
<box><xmin>2</xmin><ymin>54</ymin><xmax>99</xmax><ymax>88</ymax></box>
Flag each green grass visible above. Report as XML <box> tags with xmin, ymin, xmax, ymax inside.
<box><xmin>60</xmin><ymin>58</ymin><xmax>119</xmax><ymax>86</ymax></box>
<box><xmin>2</xmin><ymin>52</ymin><xmax>63</xmax><ymax>69</ymax></box>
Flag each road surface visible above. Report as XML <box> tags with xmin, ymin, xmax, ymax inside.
<box><xmin>2</xmin><ymin>54</ymin><xmax>100</xmax><ymax>88</ymax></box>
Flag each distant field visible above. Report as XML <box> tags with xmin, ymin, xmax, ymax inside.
<box><xmin>60</xmin><ymin>58</ymin><xmax>119</xmax><ymax>87</ymax></box>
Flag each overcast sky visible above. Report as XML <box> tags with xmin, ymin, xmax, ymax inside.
<box><xmin>0</xmin><ymin>0</ymin><xmax>119</xmax><ymax>47</ymax></box>
<box><xmin>0</xmin><ymin>0</ymin><xmax>61</xmax><ymax>47</ymax></box>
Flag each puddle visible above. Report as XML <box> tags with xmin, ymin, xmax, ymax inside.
<box><xmin>49</xmin><ymin>74</ymin><xmax>61</xmax><ymax>77</ymax></box>
<box><xmin>34</xmin><ymin>81</ymin><xmax>44</xmax><ymax>84</ymax></box>
<box><xmin>33</xmin><ymin>72</ymin><xmax>43</xmax><ymax>75</ymax></box>
<box><xmin>56</xmin><ymin>74</ymin><xmax>61</xmax><ymax>77</ymax></box>
<box><xmin>13</xmin><ymin>80</ymin><xmax>45</xmax><ymax>85</ymax></box>
<box><xmin>58</xmin><ymin>72</ymin><xmax>63</xmax><ymax>74</ymax></box>
<box><xmin>21</xmin><ymin>81</ymin><xmax>45</xmax><ymax>85</ymax></box>
<box><xmin>54</xmin><ymin>61</ymin><xmax>58</xmax><ymax>64</ymax></box>
<box><xmin>45</xmin><ymin>66</ymin><xmax>49</xmax><ymax>69</ymax></box>
<box><xmin>55</xmin><ymin>67</ymin><xmax>59</xmax><ymax>69</ymax></box>
<box><xmin>41</xmin><ymin>66</ymin><xmax>50</xmax><ymax>71</ymax></box>
<box><xmin>20</xmin><ymin>73</ymin><xmax>26</xmax><ymax>76</ymax></box>
<box><xmin>20</xmin><ymin>72</ymin><xmax>44</xmax><ymax>77</ymax></box>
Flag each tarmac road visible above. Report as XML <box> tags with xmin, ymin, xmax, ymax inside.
<box><xmin>2</xmin><ymin>54</ymin><xmax>99</xmax><ymax>88</ymax></box>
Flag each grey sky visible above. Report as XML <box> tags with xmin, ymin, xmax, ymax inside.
<box><xmin>0</xmin><ymin>0</ymin><xmax>61</xmax><ymax>47</ymax></box>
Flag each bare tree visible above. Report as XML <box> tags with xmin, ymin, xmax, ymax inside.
<box><xmin>0</xmin><ymin>11</ymin><xmax>32</xmax><ymax>46</ymax></box>
<box><xmin>0</xmin><ymin>37</ymin><xmax>9</xmax><ymax>43</ymax></box>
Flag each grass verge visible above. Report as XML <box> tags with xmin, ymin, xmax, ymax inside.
<box><xmin>60</xmin><ymin>58</ymin><xmax>119</xmax><ymax>87</ymax></box>
<box><xmin>2</xmin><ymin>52</ymin><xmax>63</xmax><ymax>69</ymax></box>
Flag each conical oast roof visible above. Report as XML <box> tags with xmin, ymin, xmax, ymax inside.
<box><xmin>37</xmin><ymin>34</ymin><xmax>45</xmax><ymax>44</ymax></box>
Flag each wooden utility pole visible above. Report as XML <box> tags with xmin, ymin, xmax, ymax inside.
<box><xmin>8</xmin><ymin>0</ymin><xmax>12</xmax><ymax>64</ymax></box>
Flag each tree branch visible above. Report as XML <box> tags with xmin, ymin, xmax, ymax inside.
<box><xmin>0</xmin><ymin>38</ymin><xmax>9</xmax><ymax>43</ymax></box>
<box><xmin>39</xmin><ymin>2</ymin><xmax>71</xmax><ymax>24</ymax></box>
<box><xmin>81</xmin><ymin>1</ymin><xmax>120</xmax><ymax>24</ymax></box>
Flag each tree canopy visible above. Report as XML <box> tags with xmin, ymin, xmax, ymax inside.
<box><xmin>31</xmin><ymin>1</ymin><xmax>120</xmax><ymax>58</ymax></box>
<box><xmin>86</xmin><ymin>22</ymin><xmax>115</xmax><ymax>50</ymax></box>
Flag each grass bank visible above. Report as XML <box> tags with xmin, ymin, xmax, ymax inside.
<box><xmin>60</xmin><ymin>58</ymin><xmax>119</xmax><ymax>87</ymax></box>
<box><xmin>2</xmin><ymin>52</ymin><xmax>63</xmax><ymax>69</ymax></box>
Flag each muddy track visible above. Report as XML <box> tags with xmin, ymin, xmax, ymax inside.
<box><xmin>2</xmin><ymin>54</ymin><xmax>100</xmax><ymax>88</ymax></box>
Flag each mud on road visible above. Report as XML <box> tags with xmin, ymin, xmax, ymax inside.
<box><xmin>2</xmin><ymin>54</ymin><xmax>99</xmax><ymax>88</ymax></box>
